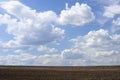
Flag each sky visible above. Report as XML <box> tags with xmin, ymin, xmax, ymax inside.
<box><xmin>0</xmin><ymin>0</ymin><xmax>120</xmax><ymax>66</ymax></box>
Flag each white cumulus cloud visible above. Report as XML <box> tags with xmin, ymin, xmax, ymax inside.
<box><xmin>61</xmin><ymin>49</ymin><xmax>84</xmax><ymax>59</ymax></box>
<box><xmin>37</xmin><ymin>45</ymin><xmax>57</xmax><ymax>53</ymax></box>
<box><xmin>58</xmin><ymin>2</ymin><xmax>95</xmax><ymax>26</ymax></box>
<box><xmin>0</xmin><ymin>53</ymin><xmax>63</xmax><ymax>66</ymax></box>
<box><xmin>62</xmin><ymin>29</ymin><xmax>120</xmax><ymax>65</ymax></box>
<box><xmin>0</xmin><ymin>1</ymin><xmax>64</xmax><ymax>46</ymax></box>
<box><xmin>1</xmin><ymin>28</ymin><xmax>120</xmax><ymax>66</ymax></box>
<box><xmin>103</xmin><ymin>4</ymin><xmax>120</xmax><ymax>18</ymax></box>
<box><xmin>113</xmin><ymin>18</ymin><xmax>120</xmax><ymax>26</ymax></box>
<box><xmin>111</xmin><ymin>18</ymin><xmax>120</xmax><ymax>33</ymax></box>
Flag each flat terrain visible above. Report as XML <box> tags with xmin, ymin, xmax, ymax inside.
<box><xmin>0</xmin><ymin>66</ymin><xmax>120</xmax><ymax>80</ymax></box>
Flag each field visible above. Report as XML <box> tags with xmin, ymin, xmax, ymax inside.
<box><xmin>0</xmin><ymin>66</ymin><xmax>120</xmax><ymax>80</ymax></box>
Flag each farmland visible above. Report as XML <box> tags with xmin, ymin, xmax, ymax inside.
<box><xmin>0</xmin><ymin>66</ymin><xmax>120</xmax><ymax>80</ymax></box>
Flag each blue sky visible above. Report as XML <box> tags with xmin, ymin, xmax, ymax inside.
<box><xmin>0</xmin><ymin>0</ymin><xmax>120</xmax><ymax>66</ymax></box>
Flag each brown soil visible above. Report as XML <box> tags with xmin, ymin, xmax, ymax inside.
<box><xmin>0</xmin><ymin>66</ymin><xmax>120</xmax><ymax>80</ymax></box>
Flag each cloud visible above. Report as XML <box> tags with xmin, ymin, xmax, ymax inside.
<box><xmin>1</xmin><ymin>28</ymin><xmax>120</xmax><ymax>66</ymax></box>
<box><xmin>0</xmin><ymin>1</ymin><xmax>95</xmax><ymax>48</ymax></box>
<box><xmin>0</xmin><ymin>1</ymin><xmax>95</xmax><ymax>49</ymax></box>
<box><xmin>58</xmin><ymin>2</ymin><xmax>95</xmax><ymax>26</ymax></box>
<box><xmin>103</xmin><ymin>4</ymin><xmax>120</xmax><ymax>32</ymax></box>
<box><xmin>70</xmin><ymin>29</ymin><xmax>120</xmax><ymax>54</ymax></box>
<box><xmin>34</xmin><ymin>54</ymin><xmax>62</xmax><ymax>66</ymax></box>
<box><xmin>0</xmin><ymin>14</ymin><xmax>15</xmax><ymax>25</ymax></box>
<box><xmin>62</xmin><ymin>29</ymin><xmax>120</xmax><ymax>65</ymax></box>
<box><xmin>111</xmin><ymin>18</ymin><xmax>120</xmax><ymax>33</ymax></box>
<box><xmin>113</xmin><ymin>18</ymin><xmax>120</xmax><ymax>26</ymax></box>
<box><xmin>91</xmin><ymin>0</ymin><xmax>120</xmax><ymax>25</ymax></box>
<box><xmin>0</xmin><ymin>53</ymin><xmax>63</xmax><ymax>66</ymax></box>
<box><xmin>0</xmin><ymin>1</ymin><xmax>64</xmax><ymax>46</ymax></box>
<box><xmin>1</xmin><ymin>0</ymin><xmax>119</xmax><ymax>66</ymax></box>
<box><xmin>0</xmin><ymin>53</ymin><xmax>36</xmax><ymax>65</ymax></box>
<box><xmin>37</xmin><ymin>45</ymin><xmax>57</xmax><ymax>53</ymax></box>
<box><xmin>61</xmin><ymin>49</ymin><xmax>84</xmax><ymax>59</ymax></box>
<box><xmin>92</xmin><ymin>0</ymin><xmax>120</xmax><ymax>5</ymax></box>
<box><xmin>0</xmin><ymin>52</ymin><xmax>86</xmax><ymax>66</ymax></box>
<box><xmin>103</xmin><ymin>4</ymin><xmax>120</xmax><ymax>18</ymax></box>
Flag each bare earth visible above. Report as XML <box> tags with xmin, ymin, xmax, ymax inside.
<box><xmin>0</xmin><ymin>66</ymin><xmax>120</xmax><ymax>80</ymax></box>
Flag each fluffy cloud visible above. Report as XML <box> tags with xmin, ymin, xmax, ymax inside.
<box><xmin>0</xmin><ymin>53</ymin><xmax>86</xmax><ymax>66</ymax></box>
<box><xmin>61</xmin><ymin>49</ymin><xmax>84</xmax><ymax>59</ymax></box>
<box><xmin>0</xmin><ymin>53</ymin><xmax>63</xmax><ymax>66</ymax></box>
<box><xmin>113</xmin><ymin>18</ymin><xmax>120</xmax><ymax>26</ymax></box>
<box><xmin>0</xmin><ymin>1</ymin><xmax>95</xmax><ymax>49</ymax></box>
<box><xmin>103</xmin><ymin>4</ymin><xmax>120</xmax><ymax>32</ymax></box>
<box><xmin>58</xmin><ymin>2</ymin><xmax>95</xmax><ymax>26</ymax></box>
<box><xmin>111</xmin><ymin>18</ymin><xmax>120</xmax><ymax>32</ymax></box>
<box><xmin>103</xmin><ymin>5</ymin><xmax>120</xmax><ymax>18</ymax></box>
<box><xmin>62</xmin><ymin>29</ymin><xmax>120</xmax><ymax>65</ymax></box>
<box><xmin>0</xmin><ymin>53</ymin><xmax>36</xmax><ymax>65</ymax></box>
<box><xmin>34</xmin><ymin>54</ymin><xmax>62</xmax><ymax>65</ymax></box>
<box><xmin>0</xmin><ymin>14</ymin><xmax>15</xmax><ymax>25</ymax></box>
<box><xmin>70</xmin><ymin>29</ymin><xmax>120</xmax><ymax>55</ymax></box>
<box><xmin>1</xmin><ymin>0</ymin><xmax>119</xmax><ymax>66</ymax></box>
<box><xmin>0</xmin><ymin>1</ymin><xmax>95</xmax><ymax>48</ymax></box>
<box><xmin>37</xmin><ymin>45</ymin><xmax>57</xmax><ymax>53</ymax></box>
<box><xmin>0</xmin><ymin>1</ymin><xmax>64</xmax><ymax>46</ymax></box>
<box><xmin>92</xmin><ymin>0</ymin><xmax>120</xmax><ymax>25</ymax></box>
<box><xmin>0</xmin><ymin>29</ymin><xmax>120</xmax><ymax>66</ymax></box>
<box><xmin>93</xmin><ymin>0</ymin><xmax>120</xmax><ymax>5</ymax></box>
